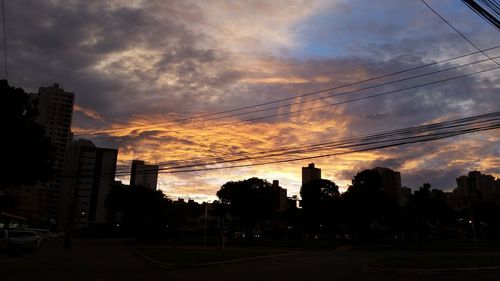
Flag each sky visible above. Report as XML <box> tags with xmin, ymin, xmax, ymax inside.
<box><xmin>4</xmin><ymin>0</ymin><xmax>500</xmax><ymax>201</ymax></box>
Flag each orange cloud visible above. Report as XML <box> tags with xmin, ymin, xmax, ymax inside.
<box><xmin>74</xmin><ymin>104</ymin><xmax>104</xmax><ymax>121</ymax></box>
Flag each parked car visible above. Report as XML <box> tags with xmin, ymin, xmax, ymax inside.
<box><xmin>0</xmin><ymin>230</ymin><xmax>41</xmax><ymax>257</ymax></box>
<box><xmin>26</xmin><ymin>228</ymin><xmax>50</xmax><ymax>242</ymax></box>
<box><xmin>49</xmin><ymin>232</ymin><xmax>62</xmax><ymax>239</ymax></box>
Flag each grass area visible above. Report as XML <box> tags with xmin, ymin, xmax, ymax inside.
<box><xmin>126</xmin><ymin>237</ymin><xmax>342</xmax><ymax>250</ymax></box>
<box><xmin>369</xmin><ymin>255</ymin><xmax>500</xmax><ymax>269</ymax></box>
<box><xmin>230</xmin><ymin>239</ymin><xmax>340</xmax><ymax>250</ymax></box>
<box><xmin>358</xmin><ymin>240</ymin><xmax>500</xmax><ymax>252</ymax></box>
<box><xmin>135</xmin><ymin>248</ymin><xmax>290</xmax><ymax>265</ymax></box>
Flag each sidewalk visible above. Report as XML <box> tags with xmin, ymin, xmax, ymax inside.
<box><xmin>132</xmin><ymin>247</ymin><xmax>299</xmax><ymax>268</ymax></box>
<box><xmin>0</xmin><ymin>254</ymin><xmax>23</xmax><ymax>265</ymax></box>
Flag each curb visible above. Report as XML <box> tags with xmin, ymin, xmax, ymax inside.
<box><xmin>131</xmin><ymin>249</ymin><xmax>175</xmax><ymax>269</ymax></box>
<box><xmin>0</xmin><ymin>257</ymin><xmax>24</xmax><ymax>265</ymax></box>
<box><xmin>363</xmin><ymin>264</ymin><xmax>500</xmax><ymax>273</ymax></box>
<box><xmin>131</xmin><ymin>248</ymin><xmax>299</xmax><ymax>268</ymax></box>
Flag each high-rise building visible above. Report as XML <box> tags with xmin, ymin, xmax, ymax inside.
<box><xmin>454</xmin><ymin>171</ymin><xmax>497</xmax><ymax>200</ymax></box>
<box><xmin>33</xmin><ymin>83</ymin><xmax>74</xmax><ymax>229</ymax></box>
<box><xmin>373</xmin><ymin>167</ymin><xmax>402</xmax><ymax>204</ymax></box>
<box><xmin>302</xmin><ymin>163</ymin><xmax>321</xmax><ymax>185</ymax></box>
<box><xmin>400</xmin><ymin>186</ymin><xmax>412</xmax><ymax>206</ymax></box>
<box><xmin>62</xmin><ymin>139</ymin><xmax>118</xmax><ymax>230</ymax></box>
<box><xmin>130</xmin><ymin>160</ymin><xmax>159</xmax><ymax>190</ymax></box>
<box><xmin>271</xmin><ymin>180</ymin><xmax>287</xmax><ymax>212</ymax></box>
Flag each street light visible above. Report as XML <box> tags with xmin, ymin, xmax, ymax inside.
<box><xmin>203</xmin><ymin>200</ymin><xmax>212</xmax><ymax>248</ymax></box>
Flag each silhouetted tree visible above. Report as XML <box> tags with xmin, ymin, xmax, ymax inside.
<box><xmin>105</xmin><ymin>184</ymin><xmax>172</xmax><ymax>240</ymax></box>
<box><xmin>300</xmin><ymin>179</ymin><xmax>340</xmax><ymax>237</ymax></box>
<box><xmin>216</xmin><ymin>177</ymin><xmax>276</xmax><ymax>238</ymax></box>
<box><xmin>0</xmin><ymin>80</ymin><xmax>53</xmax><ymax>188</ymax></box>
<box><xmin>406</xmin><ymin>183</ymin><xmax>456</xmax><ymax>239</ymax></box>
<box><xmin>468</xmin><ymin>202</ymin><xmax>500</xmax><ymax>240</ymax></box>
<box><xmin>342</xmin><ymin>169</ymin><xmax>398</xmax><ymax>240</ymax></box>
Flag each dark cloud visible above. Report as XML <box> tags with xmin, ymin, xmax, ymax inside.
<box><xmin>4</xmin><ymin>0</ymin><xmax>498</xmax><ymax>198</ymax></box>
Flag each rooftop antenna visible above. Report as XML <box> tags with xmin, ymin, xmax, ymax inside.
<box><xmin>1</xmin><ymin>0</ymin><xmax>7</xmax><ymax>80</ymax></box>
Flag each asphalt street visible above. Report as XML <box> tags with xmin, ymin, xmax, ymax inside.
<box><xmin>2</xmin><ymin>240</ymin><xmax>500</xmax><ymax>281</ymax></box>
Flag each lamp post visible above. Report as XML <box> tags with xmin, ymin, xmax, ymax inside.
<box><xmin>203</xmin><ymin>200</ymin><xmax>211</xmax><ymax>248</ymax></box>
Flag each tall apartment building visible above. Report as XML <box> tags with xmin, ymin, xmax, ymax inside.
<box><xmin>62</xmin><ymin>139</ymin><xmax>118</xmax><ymax>230</ymax></box>
<box><xmin>373</xmin><ymin>167</ymin><xmax>402</xmax><ymax>204</ymax></box>
<box><xmin>302</xmin><ymin>163</ymin><xmax>321</xmax><ymax>185</ymax></box>
<box><xmin>130</xmin><ymin>160</ymin><xmax>159</xmax><ymax>190</ymax></box>
<box><xmin>271</xmin><ymin>180</ymin><xmax>287</xmax><ymax>212</ymax></box>
<box><xmin>454</xmin><ymin>171</ymin><xmax>497</xmax><ymax>200</ymax></box>
<box><xmin>33</xmin><ymin>83</ymin><xmax>74</xmax><ymax>229</ymax></box>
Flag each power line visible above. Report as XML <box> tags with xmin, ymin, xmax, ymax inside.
<box><xmin>157</xmin><ymin>65</ymin><xmax>500</xmax><ymax>131</ymax></box>
<box><xmin>128</xmin><ymin>120</ymin><xmax>500</xmax><ymax>175</ymax></box>
<box><xmin>420</xmin><ymin>0</ymin><xmax>500</xmax><ymax>67</ymax></box>
<box><xmin>78</xmin><ymin>56</ymin><xmax>500</xmax><ymax>138</ymax></box>
<box><xmin>1</xmin><ymin>0</ymin><xmax>7</xmax><ymax>80</ymax></box>
<box><xmin>462</xmin><ymin>0</ymin><xmax>500</xmax><ymax>29</ymax></box>
<box><xmin>109</xmin><ymin>112</ymin><xmax>500</xmax><ymax>174</ymax></box>
<box><xmin>63</xmin><ymin>112</ymin><xmax>500</xmax><ymax>178</ymax></box>
<box><xmin>151</xmin><ymin>123</ymin><xmax>500</xmax><ymax>175</ymax></box>
<box><xmin>74</xmin><ymin>45</ymin><xmax>500</xmax><ymax>137</ymax></box>
<box><xmin>100</xmin><ymin>112</ymin><xmax>500</xmax><ymax>178</ymax></box>
<box><xmin>119</xmin><ymin>115</ymin><xmax>500</xmax><ymax>174</ymax></box>
<box><xmin>479</xmin><ymin>0</ymin><xmax>500</xmax><ymax>17</ymax></box>
<box><xmin>65</xmin><ymin>64</ymin><xmax>500</xmax><ymax>177</ymax></box>
<box><xmin>172</xmin><ymin>56</ymin><xmax>500</xmax><ymax>126</ymax></box>
<box><xmin>149</xmin><ymin>56</ymin><xmax>499</xmax><ymax>128</ymax></box>
<box><xmin>104</xmin><ymin>123</ymin><xmax>499</xmax><ymax>176</ymax></box>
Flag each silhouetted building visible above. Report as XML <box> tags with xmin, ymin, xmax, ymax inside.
<box><xmin>454</xmin><ymin>171</ymin><xmax>497</xmax><ymax>201</ymax></box>
<box><xmin>302</xmin><ymin>163</ymin><xmax>321</xmax><ymax>185</ymax></box>
<box><xmin>62</xmin><ymin>139</ymin><xmax>118</xmax><ymax>230</ymax></box>
<box><xmin>400</xmin><ymin>186</ymin><xmax>412</xmax><ymax>206</ymax></box>
<box><xmin>173</xmin><ymin>198</ymin><xmax>186</xmax><ymax>206</ymax></box>
<box><xmin>373</xmin><ymin>167</ymin><xmax>402</xmax><ymax>204</ymax></box>
<box><xmin>32</xmin><ymin>83</ymin><xmax>74</xmax><ymax>230</ymax></box>
<box><xmin>130</xmin><ymin>160</ymin><xmax>159</xmax><ymax>190</ymax></box>
<box><xmin>287</xmin><ymin>197</ymin><xmax>299</xmax><ymax>209</ymax></box>
<box><xmin>271</xmin><ymin>180</ymin><xmax>287</xmax><ymax>212</ymax></box>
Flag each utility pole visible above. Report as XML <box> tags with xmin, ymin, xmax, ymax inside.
<box><xmin>2</xmin><ymin>0</ymin><xmax>8</xmax><ymax>80</ymax></box>
<box><xmin>203</xmin><ymin>201</ymin><xmax>210</xmax><ymax>248</ymax></box>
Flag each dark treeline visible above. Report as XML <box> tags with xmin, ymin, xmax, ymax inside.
<box><xmin>97</xmin><ymin>172</ymin><xmax>500</xmax><ymax>245</ymax></box>
<box><xmin>0</xmin><ymin>80</ymin><xmax>53</xmax><ymax>188</ymax></box>
<box><xmin>1</xmin><ymin>80</ymin><xmax>498</xmax><ymax>244</ymax></box>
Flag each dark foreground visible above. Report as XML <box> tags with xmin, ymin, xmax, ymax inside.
<box><xmin>2</xmin><ymin>239</ymin><xmax>500</xmax><ymax>281</ymax></box>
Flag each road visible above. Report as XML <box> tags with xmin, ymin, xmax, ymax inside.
<box><xmin>2</xmin><ymin>239</ymin><xmax>500</xmax><ymax>281</ymax></box>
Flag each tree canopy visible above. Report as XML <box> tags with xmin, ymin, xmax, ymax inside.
<box><xmin>0</xmin><ymin>80</ymin><xmax>53</xmax><ymax>187</ymax></box>
<box><xmin>105</xmin><ymin>184</ymin><xmax>172</xmax><ymax>239</ymax></box>
<box><xmin>216</xmin><ymin>177</ymin><xmax>278</xmax><ymax>237</ymax></box>
<box><xmin>300</xmin><ymin>179</ymin><xmax>340</xmax><ymax>209</ymax></box>
<box><xmin>300</xmin><ymin>179</ymin><xmax>340</xmax><ymax>235</ymax></box>
<box><xmin>342</xmin><ymin>169</ymin><xmax>398</xmax><ymax>239</ymax></box>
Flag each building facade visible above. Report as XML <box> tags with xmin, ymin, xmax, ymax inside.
<box><xmin>271</xmin><ymin>180</ymin><xmax>287</xmax><ymax>212</ymax></box>
<box><xmin>33</xmin><ymin>84</ymin><xmax>74</xmax><ymax>230</ymax></box>
<box><xmin>373</xmin><ymin>167</ymin><xmax>402</xmax><ymax>205</ymax></box>
<box><xmin>454</xmin><ymin>171</ymin><xmax>498</xmax><ymax>201</ymax></box>
<box><xmin>62</xmin><ymin>139</ymin><xmax>118</xmax><ymax>230</ymax></box>
<box><xmin>130</xmin><ymin>160</ymin><xmax>159</xmax><ymax>190</ymax></box>
<box><xmin>302</xmin><ymin>163</ymin><xmax>321</xmax><ymax>185</ymax></box>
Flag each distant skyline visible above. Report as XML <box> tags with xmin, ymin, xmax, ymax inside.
<box><xmin>3</xmin><ymin>0</ymin><xmax>499</xmax><ymax>201</ymax></box>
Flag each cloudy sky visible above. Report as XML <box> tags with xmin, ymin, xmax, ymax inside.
<box><xmin>5</xmin><ymin>0</ymin><xmax>500</xmax><ymax>201</ymax></box>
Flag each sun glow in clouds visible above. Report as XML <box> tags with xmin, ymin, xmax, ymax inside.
<box><xmin>7</xmin><ymin>0</ymin><xmax>499</xmax><ymax>201</ymax></box>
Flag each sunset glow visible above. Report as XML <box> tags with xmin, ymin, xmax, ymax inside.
<box><xmin>7</xmin><ymin>0</ymin><xmax>499</xmax><ymax>202</ymax></box>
